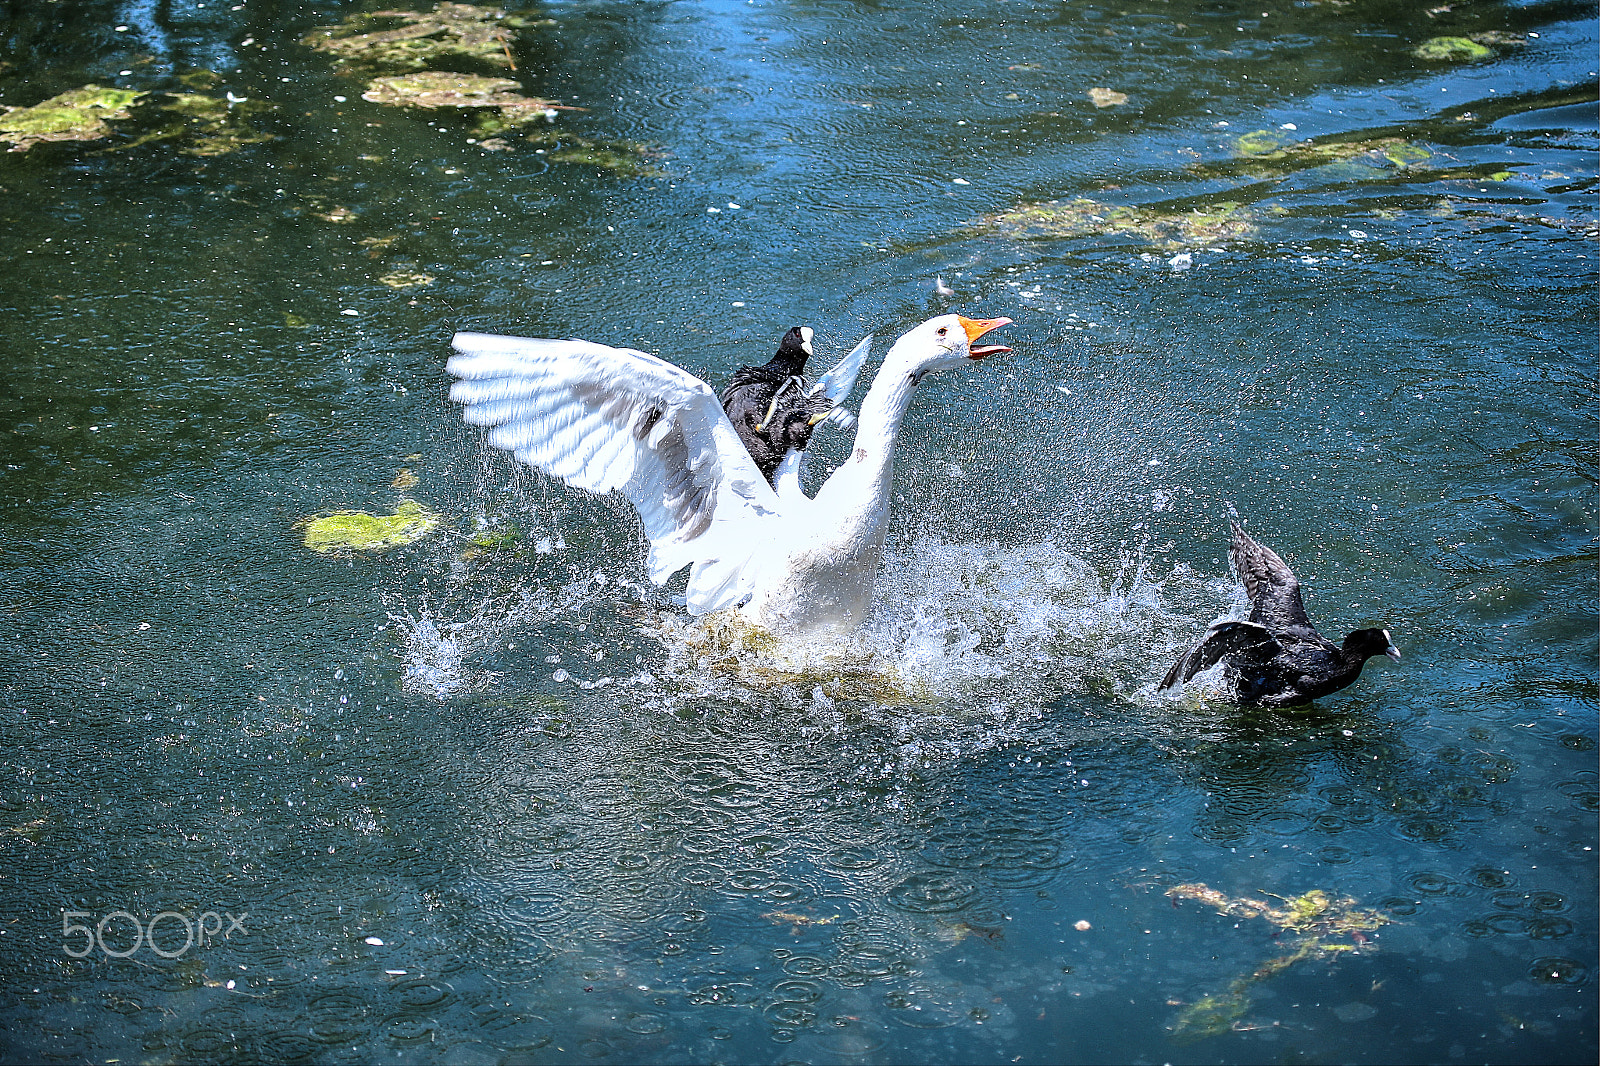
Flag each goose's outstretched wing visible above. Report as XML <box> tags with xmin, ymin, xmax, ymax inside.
<box><xmin>448</xmin><ymin>332</ymin><xmax>788</xmax><ymax>612</ymax></box>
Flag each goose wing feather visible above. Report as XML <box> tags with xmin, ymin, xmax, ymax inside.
<box><xmin>448</xmin><ymin>332</ymin><xmax>788</xmax><ymax>611</ymax></box>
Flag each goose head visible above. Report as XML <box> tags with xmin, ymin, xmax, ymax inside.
<box><xmin>889</xmin><ymin>313</ymin><xmax>1012</xmax><ymax>383</ymax></box>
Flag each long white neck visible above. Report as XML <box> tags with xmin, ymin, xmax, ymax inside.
<box><xmin>813</xmin><ymin>346</ymin><xmax>924</xmax><ymax>528</ymax></box>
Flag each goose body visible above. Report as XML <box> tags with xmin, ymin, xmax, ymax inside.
<box><xmin>448</xmin><ymin>313</ymin><xmax>1010</xmax><ymax>643</ymax></box>
<box><xmin>1160</xmin><ymin>520</ymin><xmax>1400</xmax><ymax>706</ymax></box>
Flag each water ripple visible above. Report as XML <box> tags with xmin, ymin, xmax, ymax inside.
<box><xmin>885</xmin><ymin>871</ymin><xmax>978</xmax><ymax>915</ymax></box>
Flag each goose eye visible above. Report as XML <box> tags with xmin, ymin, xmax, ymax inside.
<box><xmin>936</xmin><ymin>326</ymin><xmax>948</xmax><ymax>337</ymax></box>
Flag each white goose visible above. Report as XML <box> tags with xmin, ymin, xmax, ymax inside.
<box><xmin>447</xmin><ymin>313</ymin><xmax>1012</xmax><ymax>642</ymax></box>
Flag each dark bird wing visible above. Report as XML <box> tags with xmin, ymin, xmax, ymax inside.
<box><xmin>1228</xmin><ymin>521</ymin><xmax>1312</xmax><ymax>631</ymax></box>
<box><xmin>1160</xmin><ymin>619</ymin><xmax>1280</xmax><ymax>690</ymax></box>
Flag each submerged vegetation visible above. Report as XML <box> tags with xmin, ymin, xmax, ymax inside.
<box><xmin>1167</xmin><ymin>883</ymin><xmax>1391</xmax><ymax>1042</ymax></box>
<box><xmin>116</xmin><ymin>92</ymin><xmax>277</xmax><ymax>156</ymax></box>
<box><xmin>654</xmin><ymin>610</ymin><xmax>937</xmax><ymax>706</ymax></box>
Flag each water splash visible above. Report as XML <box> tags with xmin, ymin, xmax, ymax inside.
<box><xmin>388</xmin><ymin>588</ymin><xmax>557</xmax><ymax>699</ymax></box>
<box><xmin>864</xmin><ymin>534</ymin><xmax>1223</xmax><ymax>704</ymax></box>
<box><xmin>639</xmin><ymin>533</ymin><xmax>1231</xmax><ymax>718</ymax></box>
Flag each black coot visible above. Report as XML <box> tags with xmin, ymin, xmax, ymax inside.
<box><xmin>1161</xmin><ymin>520</ymin><xmax>1400</xmax><ymax>707</ymax></box>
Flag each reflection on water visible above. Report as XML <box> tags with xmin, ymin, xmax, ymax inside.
<box><xmin>0</xmin><ymin>0</ymin><xmax>1594</xmax><ymax>1063</ymax></box>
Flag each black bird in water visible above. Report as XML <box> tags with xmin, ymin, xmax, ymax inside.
<box><xmin>719</xmin><ymin>326</ymin><xmax>835</xmax><ymax>487</ymax></box>
<box><xmin>1160</xmin><ymin>520</ymin><xmax>1401</xmax><ymax>707</ymax></box>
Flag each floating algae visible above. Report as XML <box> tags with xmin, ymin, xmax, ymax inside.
<box><xmin>1193</xmin><ymin>131</ymin><xmax>1438</xmax><ymax>183</ymax></box>
<box><xmin>137</xmin><ymin>92</ymin><xmax>277</xmax><ymax>156</ymax></box>
<box><xmin>519</xmin><ymin>127</ymin><xmax>664</xmax><ymax>177</ymax></box>
<box><xmin>361</xmin><ymin>71</ymin><xmax>555</xmax><ymax>117</ymax></box>
<box><xmin>0</xmin><ymin>83</ymin><xmax>274</xmax><ymax>157</ymax></box>
<box><xmin>379</xmin><ymin>271</ymin><xmax>435</xmax><ymax>288</ymax></box>
<box><xmin>1235</xmin><ymin>128</ymin><xmax>1291</xmax><ymax>158</ymax></box>
<box><xmin>0</xmin><ymin>85</ymin><xmax>145</xmax><ymax>152</ymax></box>
<box><xmin>302</xmin><ymin>500</ymin><xmax>441</xmax><ymax>554</ymax></box>
<box><xmin>1167</xmin><ymin>882</ymin><xmax>1390</xmax><ymax>1042</ymax></box>
<box><xmin>1414</xmin><ymin>36</ymin><xmax>1493</xmax><ymax>62</ymax></box>
<box><xmin>982</xmin><ymin>197</ymin><xmax>1254</xmax><ymax>249</ymax></box>
<box><xmin>360</xmin><ymin>71</ymin><xmax>606</xmax><ymax>143</ymax></box>
<box><xmin>299</xmin><ymin>2</ymin><xmax>553</xmax><ymax>77</ymax></box>
<box><xmin>303</xmin><ymin>1</ymin><xmax>659</xmax><ymax>173</ymax></box>
<box><xmin>1234</xmin><ymin>129</ymin><xmax>1433</xmax><ymax>168</ymax></box>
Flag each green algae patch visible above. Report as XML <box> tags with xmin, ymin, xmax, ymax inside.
<box><xmin>1172</xmin><ymin>991</ymin><xmax>1249</xmax><ymax>1042</ymax></box>
<box><xmin>1195</xmin><ymin>132</ymin><xmax>1437</xmax><ymax>183</ymax></box>
<box><xmin>1414</xmin><ymin>36</ymin><xmax>1493</xmax><ymax>62</ymax></box>
<box><xmin>362</xmin><ymin>71</ymin><xmax>554</xmax><ymax>115</ymax></box>
<box><xmin>1382</xmin><ymin>141</ymin><xmax>1433</xmax><ymax>167</ymax></box>
<box><xmin>519</xmin><ymin>126</ymin><xmax>665</xmax><ymax>176</ymax></box>
<box><xmin>0</xmin><ymin>84</ymin><xmax>275</xmax><ymax>157</ymax></box>
<box><xmin>1167</xmin><ymin>882</ymin><xmax>1391</xmax><ymax>1043</ymax></box>
<box><xmin>303</xmin><ymin>500</ymin><xmax>441</xmax><ymax>554</ymax></box>
<box><xmin>1234</xmin><ymin>130</ymin><xmax>1431</xmax><ymax>169</ymax></box>
<box><xmin>1235</xmin><ymin>128</ymin><xmax>1290</xmax><ymax>157</ymax></box>
<box><xmin>112</xmin><ymin>92</ymin><xmax>277</xmax><ymax>156</ymax></box>
<box><xmin>362</xmin><ymin>71</ymin><xmax>573</xmax><ymax>139</ymax></box>
<box><xmin>300</xmin><ymin>2</ymin><xmax>552</xmax><ymax>77</ymax></box>
<box><xmin>983</xmin><ymin>197</ymin><xmax>1254</xmax><ymax>249</ymax></box>
<box><xmin>0</xmin><ymin>85</ymin><xmax>146</xmax><ymax>152</ymax></box>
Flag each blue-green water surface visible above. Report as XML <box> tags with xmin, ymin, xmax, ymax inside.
<box><xmin>0</xmin><ymin>1</ymin><xmax>1595</xmax><ymax>1063</ymax></box>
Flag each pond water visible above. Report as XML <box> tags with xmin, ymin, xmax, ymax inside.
<box><xmin>0</xmin><ymin>1</ymin><xmax>1595</xmax><ymax>1063</ymax></box>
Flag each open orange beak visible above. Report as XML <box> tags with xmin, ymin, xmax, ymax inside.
<box><xmin>957</xmin><ymin>315</ymin><xmax>1013</xmax><ymax>359</ymax></box>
